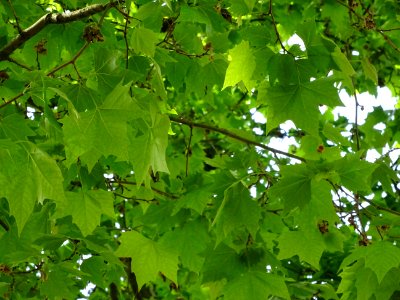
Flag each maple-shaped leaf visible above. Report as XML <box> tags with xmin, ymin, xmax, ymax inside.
<box><xmin>212</xmin><ymin>182</ymin><xmax>261</xmax><ymax>242</ymax></box>
<box><xmin>268</xmin><ymin>164</ymin><xmax>313</xmax><ymax>210</ymax></box>
<box><xmin>223</xmin><ymin>40</ymin><xmax>256</xmax><ymax>90</ymax></box>
<box><xmin>85</xmin><ymin>47</ymin><xmax>123</xmax><ymax>94</ymax></box>
<box><xmin>159</xmin><ymin>219</ymin><xmax>210</xmax><ymax>272</ymax></box>
<box><xmin>264</xmin><ymin>78</ymin><xmax>341</xmax><ymax>135</ymax></box>
<box><xmin>340</xmin><ymin>241</ymin><xmax>400</xmax><ymax>284</ymax></box>
<box><xmin>295</xmin><ymin>180</ymin><xmax>340</xmax><ymax>227</ymax></box>
<box><xmin>62</xmin><ymin>189</ymin><xmax>114</xmax><ymax>236</ymax></box>
<box><xmin>0</xmin><ymin>113</ymin><xmax>35</xmax><ymax>141</ymax></box>
<box><xmin>202</xmin><ymin>243</ymin><xmax>247</xmax><ymax>282</ymax></box>
<box><xmin>62</xmin><ymin>82</ymin><xmax>141</xmax><ymax>169</ymax></box>
<box><xmin>278</xmin><ymin>229</ymin><xmax>325</xmax><ymax>269</ymax></box>
<box><xmin>223</xmin><ymin>271</ymin><xmax>290</xmax><ymax>300</ymax></box>
<box><xmin>130</xmin><ymin>27</ymin><xmax>158</xmax><ymax>58</ymax></box>
<box><xmin>3</xmin><ymin>142</ymin><xmax>65</xmax><ymax>233</ymax></box>
<box><xmin>331</xmin><ymin>154</ymin><xmax>378</xmax><ymax>192</ymax></box>
<box><xmin>129</xmin><ymin>113</ymin><xmax>170</xmax><ymax>187</ymax></box>
<box><xmin>115</xmin><ymin>231</ymin><xmax>179</xmax><ymax>288</ymax></box>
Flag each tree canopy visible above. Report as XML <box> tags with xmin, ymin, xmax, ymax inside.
<box><xmin>0</xmin><ymin>0</ymin><xmax>399</xmax><ymax>299</ymax></box>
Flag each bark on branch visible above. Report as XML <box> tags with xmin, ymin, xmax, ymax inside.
<box><xmin>0</xmin><ymin>2</ymin><xmax>117</xmax><ymax>61</ymax></box>
<box><xmin>170</xmin><ymin>115</ymin><xmax>306</xmax><ymax>162</ymax></box>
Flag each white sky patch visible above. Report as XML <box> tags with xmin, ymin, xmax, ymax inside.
<box><xmin>287</xmin><ymin>34</ymin><xmax>306</xmax><ymax>51</ymax></box>
<box><xmin>334</xmin><ymin>87</ymin><xmax>397</xmax><ymax>126</ymax></box>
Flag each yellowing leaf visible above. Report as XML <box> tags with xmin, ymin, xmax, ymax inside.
<box><xmin>223</xmin><ymin>41</ymin><xmax>256</xmax><ymax>89</ymax></box>
<box><xmin>115</xmin><ymin>231</ymin><xmax>178</xmax><ymax>288</ymax></box>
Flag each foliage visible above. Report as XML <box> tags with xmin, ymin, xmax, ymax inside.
<box><xmin>0</xmin><ymin>0</ymin><xmax>399</xmax><ymax>299</ymax></box>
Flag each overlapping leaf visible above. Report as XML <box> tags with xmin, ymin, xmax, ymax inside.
<box><xmin>62</xmin><ymin>82</ymin><xmax>142</xmax><ymax>169</ymax></box>
<box><xmin>62</xmin><ymin>189</ymin><xmax>114</xmax><ymax>236</ymax></box>
<box><xmin>263</xmin><ymin>78</ymin><xmax>342</xmax><ymax>135</ymax></box>
<box><xmin>115</xmin><ymin>230</ymin><xmax>179</xmax><ymax>288</ymax></box>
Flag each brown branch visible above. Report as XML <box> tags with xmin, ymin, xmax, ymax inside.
<box><xmin>47</xmin><ymin>42</ymin><xmax>89</xmax><ymax>77</ymax></box>
<box><xmin>378</xmin><ymin>27</ymin><xmax>400</xmax><ymax>32</ymax></box>
<box><xmin>351</xmin><ymin>78</ymin><xmax>361</xmax><ymax>151</ymax></box>
<box><xmin>0</xmin><ymin>1</ymin><xmax>118</xmax><ymax>61</ymax></box>
<box><xmin>185</xmin><ymin>126</ymin><xmax>193</xmax><ymax>177</ymax></box>
<box><xmin>7</xmin><ymin>57</ymin><xmax>32</xmax><ymax>71</ymax></box>
<box><xmin>0</xmin><ymin>92</ymin><xmax>25</xmax><ymax>109</ymax></box>
<box><xmin>377</xmin><ymin>30</ymin><xmax>400</xmax><ymax>53</ymax></box>
<box><xmin>169</xmin><ymin>115</ymin><xmax>306</xmax><ymax>162</ymax></box>
<box><xmin>0</xmin><ymin>219</ymin><xmax>9</xmax><ymax>232</ymax></box>
<box><xmin>110</xmin><ymin>179</ymin><xmax>179</xmax><ymax>200</ymax></box>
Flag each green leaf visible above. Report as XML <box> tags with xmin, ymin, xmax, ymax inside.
<box><xmin>361</xmin><ymin>58</ymin><xmax>378</xmax><ymax>84</ymax></box>
<box><xmin>331</xmin><ymin>47</ymin><xmax>356</xmax><ymax>77</ymax></box>
<box><xmin>212</xmin><ymin>182</ymin><xmax>261</xmax><ymax>241</ymax></box>
<box><xmin>159</xmin><ymin>219</ymin><xmax>210</xmax><ymax>272</ymax></box>
<box><xmin>115</xmin><ymin>231</ymin><xmax>179</xmax><ymax>288</ymax></box>
<box><xmin>130</xmin><ymin>27</ymin><xmax>158</xmax><ymax>57</ymax></box>
<box><xmin>129</xmin><ymin>113</ymin><xmax>170</xmax><ymax>187</ymax></box>
<box><xmin>264</xmin><ymin>79</ymin><xmax>341</xmax><ymax>135</ymax></box>
<box><xmin>269</xmin><ymin>164</ymin><xmax>313</xmax><ymax>210</ymax></box>
<box><xmin>62</xmin><ymin>189</ymin><xmax>114</xmax><ymax>236</ymax></box>
<box><xmin>278</xmin><ymin>229</ymin><xmax>325</xmax><ymax>269</ymax></box>
<box><xmin>223</xmin><ymin>271</ymin><xmax>290</xmax><ymax>300</ymax></box>
<box><xmin>4</xmin><ymin>143</ymin><xmax>65</xmax><ymax>233</ymax></box>
<box><xmin>223</xmin><ymin>41</ymin><xmax>256</xmax><ymax>89</ymax></box>
<box><xmin>62</xmin><ymin>82</ymin><xmax>139</xmax><ymax>169</ymax></box>
<box><xmin>332</xmin><ymin>154</ymin><xmax>378</xmax><ymax>192</ymax></box>
<box><xmin>341</xmin><ymin>241</ymin><xmax>400</xmax><ymax>284</ymax></box>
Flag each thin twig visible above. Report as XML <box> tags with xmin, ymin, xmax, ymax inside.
<box><xmin>268</xmin><ymin>0</ymin><xmax>292</xmax><ymax>56</ymax></box>
<box><xmin>47</xmin><ymin>43</ymin><xmax>89</xmax><ymax>77</ymax></box>
<box><xmin>0</xmin><ymin>92</ymin><xmax>25</xmax><ymax>109</ymax></box>
<box><xmin>334</xmin><ymin>0</ymin><xmax>363</xmax><ymax>20</ymax></box>
<box><xmin>377</xmin><ymin>31</ymin><xmax>400</xmax><ymax>53</ymax></box>
<box><xmin>185</xmin><ymin>126</ymin><xmax>193</xmax><ymax>177</ymax></box>
<box><xmin>110</xmin><ymin>179</ymin><xmax>179</xmax><ymax>200</ymax></box>
<box><xmin>7</xmin><ymin>0</ymin><xmax>22</xmax><ymax>33</ymax></box>
<box><xmin>378</xmin><ymin>27</ymin><xmax>400</xmax><ymax>32</ymax></box>
<box><xmin>123</xmin><ymin>8</ymin><xmax>131</xmax><ymax>69</ymax></box>
<box><xmin>6</xmin><ymin>57</ymin><xmax>32</xmax><ymax>71</ymax></box>
<box><xmin>170</xmin><ymin>115</ymin><xmax>306</xmax><ymax>162</ymax></box>
<box><xmin>351</xmin><ymin>78</ymin><xmax>360</xmax><ymax>151</ymax></box>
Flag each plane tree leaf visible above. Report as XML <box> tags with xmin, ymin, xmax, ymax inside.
<box><xmin>115</xmin><ymin>230</ymin><xmax>179</xmax><ymax>288</ymax></box>
<box><xmin>263</xmin><ymin>78</ymin><xmax>341</xmax><ymax>135</ymax></box>
<box><xmin>223</xmin><ymin>41</ymin><xmax>256</xmax><ymax>90</ymax></box>
<box><xmin>61</xmin><ymin>189</ymin><xmax>114</xmax><ymax>236</ymax></box>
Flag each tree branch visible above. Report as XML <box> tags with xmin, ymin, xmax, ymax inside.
<box><xmin>0</xmin><ymin>92</ymin><xmax>25</xmax><ymax>109</ymax></box>
<box><xmin>169</xmin><ymin>115</ymin><xmax>306</xmax><ymax>162</ymax></box>
<box><xmin>0</xmin><ymin>2</ymin><xmax>117</xmax><ymax>61</ymax></box>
